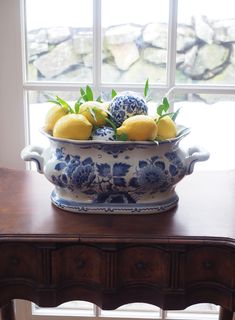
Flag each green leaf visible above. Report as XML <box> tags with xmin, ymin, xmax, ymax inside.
<box><xmin>80</xmin><ymin>87</ymin><xmax>86</xmax><ymax>97</ymax></box>
<box><xmin>171</xmin><ymin>107</ymin><xmax>181</xmax><ymax>121</ymax></box>
<box><xmin>104</xmin><ymin>109</ymin><xmax>113</xmax><ymax>117</ymax></box>
<box><xmin>86</xmin><ymin>85</ymin><xmax>94</xmax><ymax>101</ymax></box>
<box><xmin>105</xmin><ymin>117</ymin><xmax>117</xmax><ymax>133</ymax></box>
<box><xmin>157</xmin><ymin>112</ymin><xmax>175</xmax><ymax>122</ymax></box>
<box><xmin>88</xmin><ymin>107</ymin><xmax>97</xmax><ymax>122</ymax></box>
<box><xmin>162</xmin><ymin>97</ymin><xmax>170</xmax><ymax>112</ymax></box>
<box><xmin>157</xmin><ymin>104</ymin><xmax>165</xmax><ymax>116</ymax></box>
<box><xmin>74</xmin><ymin>97</ymin><xmax>83</xmax><ymax>113</ymax></box>
<box><xmin>74</xmin><ymin>102</ymin><xmax>81</xmax><ymax>113</ymax></box>
<box><xmin>145</xmin><ymin>93</ymin><xmax>152</xmax><ymax>103</ymax></box>
<box><xmin>48</xmin><ymin>99</ymin><xmax>61</xmax><ymax>106</ymax></box>
<box><xmin>116</xmin><ymin>132</ymin><xmax>128</xmax><ymax>141</ymax></box>
<box><xmin>111</xmin><ymin>89</ymin><xmax>117</xmax><ymax>99</ymax></box>
<box><xmin>144</xmin><ymin>78</ymin><xmax>149</xmax><ymax>97</ymax></box>
<box><xmin>96</xmin><ymin>95</ymin><xmax>103</xmax><ymax>103</ymax></box>
<box><xmin>56</xmin><ymin>96</ymin><xmax>74</xmax><ymax>113</ymax></box>
<box><xmin>80</xmin><ymin>88</ymin><xmax>88</xmax><ymax>101</ymax></box>
<box><xmin>92</xmin><ymin>124</ymin><xmax>99</xmax><ymax>131</ymax></box>
<box><xmin>157</xmin><ymin>97</ymin><xmax>170</xmax><ymax>116</ymax></box>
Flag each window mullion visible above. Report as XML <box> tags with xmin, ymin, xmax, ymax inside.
<box><xmin>167</xmin><ymin>0</ymin><xmax>178</xmax><ymax>111</ymax></box>
<box><xmin>162</xmin><ymin>309</ymin><xmax>167</xmax><ymax>320</ymax></box>
<box><xmin>171</xmin><ymin>84</ymin><xmax>235</xmax><ymax>94</ymax></box>
<box><xmin>93</xmin><ymin>0</ymin><xmax>102</xmax><ymax>97</ymax></box>
<box><xmin>95</xmin><ymin>304</ymin><xmax>101</xmax><ymax>318</ymax></box>
<box><xmin>21</xmin><ymin>0</ymin><xmax>28</xmax><ymax>85</ymax></box>
<box><xmin>21</xmin><ymin>0</ymin><xmax>31</xmax><ymax>155</ymax></box>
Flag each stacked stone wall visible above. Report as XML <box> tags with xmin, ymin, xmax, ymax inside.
<box><xmin>28</xmin><ymin>17</ymin><xmax>235</xmax><ymax>100</ymax></box>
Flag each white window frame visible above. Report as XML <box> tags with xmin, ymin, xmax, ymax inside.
<box><xmin>1</xmin><ymin>0</ymin><xmax>235</xmax><ymax>169</ymax></box>
<box><xmin>0</xmin><ymin>0</ymin><xmax>25</xmax><ymax>170</ymax></box>
<box><xmin>22</xmin><ymin>0</ymin><xmax>235</xmax><ymax>118</ymax></box>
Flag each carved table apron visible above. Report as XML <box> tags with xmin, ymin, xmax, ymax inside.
<box><xmin>0</xmin><ymin>167</ymin><xmax>235</xmax><ymax>320</ymax></box>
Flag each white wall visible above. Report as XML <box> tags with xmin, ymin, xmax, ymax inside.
<box><xmin>0</xmin><ymin>0</ymin><xmax>25</xmax><ymax>169</ymax></box>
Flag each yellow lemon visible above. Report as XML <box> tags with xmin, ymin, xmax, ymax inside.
<box><xmin>156</xmin><ymin>115</ymin><xmax>177</xmax><ymax>140</ymax></box>
<box><xmin>53</xmin><ymin>114</ymin><xmax>92</xmax><ymax>140</ymax></box>
<box><xmin>79</xmin><ymin>101</ymin><xmax>108</xmax><ymax>127</ymax></box>
<box><xmin>116</xmin><ymin>115</ymin><xmax>158</xmax><ymax>141</ymax></box>
<box><xmin>44</xmin><ymin>104</ymin><xmax>68</xmax><ymax>132</ymax></box>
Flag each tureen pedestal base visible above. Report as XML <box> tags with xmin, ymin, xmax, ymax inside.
<box><xmin>51</xmin><ymin>190</ymin><xmax>179</xmax><ymax>214</ymax></box>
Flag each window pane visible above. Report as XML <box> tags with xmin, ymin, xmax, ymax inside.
<box><xmin>174</xmin><ymin>93</ymin><xmax>235</xmax><ymax>170</ymax></box>
<box><xmin>102</xmin><ymin>0</ymin><xmax>169</xmax><ymax>84</ymax></box>
<box><xmin>33</xmin><ymin>301</ymin><xmax>95</xmax><ymax>316</ymax></box>
<box><xmin>101</xmin><ymin>303</ymin><xmax>160</xmax><ymax>318</ymax></box>
<box><xmin>177</xmin><ymin>0</ymin><xmax>235</xmax><ymax>84</ymax></box>
<box><xmin>166</xmin><ymin>303</ymin><xmax>219</xmax><ymax>320</ymax></box>
<box><xmin>25</xmin><ymin>0</ymin><xmax>93</xmax><ymax>82</ymax></box>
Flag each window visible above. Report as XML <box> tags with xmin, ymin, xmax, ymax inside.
<box><xmin>0</xmin><ymin>0</ymin><xmax>234</xmax><ymax>319</ymax></box>
<box><xmin>15</xmin><ymin>300</ymin><xmax>219</xmax><ymax>320</ymax></box>
<box><xmin>23</xmin><ymin>0</ymin><xmax>235</xmax><ymax>171</ymax></box>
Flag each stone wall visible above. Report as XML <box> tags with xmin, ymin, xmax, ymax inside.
<box><xmin>28</xmin><ymin>17</ymin><xmax>235</xmax><ymax>88</ymax></box>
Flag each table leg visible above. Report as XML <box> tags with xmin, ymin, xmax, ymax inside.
<box><xmin>0</xmin><ymin>301</ymin><xmax>15</xmax><ymax>320</ymax></box>
<box><xmin>219</xmin><ymin>307</ymin><xmax>234</xmax><ymax>320</ymax></box>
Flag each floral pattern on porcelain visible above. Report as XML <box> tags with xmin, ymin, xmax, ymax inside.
<box><xmin>109</xmin><ymin>91</ymin><xmax>148</xmax><ymax>126</ymax></box>
<box><xmin>50</xmin><ymin>142</ymin><xmax>186</xmax><ymax>205</ymax></box>
<box><xmin>21</xmin><ymin>127</ymin><xmax>210</xmax><ymax>214</ymax></box>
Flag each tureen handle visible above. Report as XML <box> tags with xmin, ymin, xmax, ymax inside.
<box><xmin>21</xmin><ymin>145</ymin><xmax>44</xmax><ymax>174</ymax></box>
<box><xmin>185</xmin><ymin>146</ymin><xmax>210</xmax><ymax>175</ymax></box>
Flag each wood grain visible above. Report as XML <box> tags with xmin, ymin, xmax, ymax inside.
<box><xmin>0</xmin><ymin>168</ymin><xmax>234</xmax><ymax>320</ymax></box>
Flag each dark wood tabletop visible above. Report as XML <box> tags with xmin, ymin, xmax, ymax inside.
<box><xmin>0</xmin><ymin>167</ymin><xmax>235</xmax><ymax>320</ymax></box>
<box><xmin>0</xmin><ymin>167</ymin><xmax>235</xmax><ymax>244</ymax></box>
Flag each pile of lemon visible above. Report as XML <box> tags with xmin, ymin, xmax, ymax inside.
<box><xmin>44</xmin><ymin>86</ymin><xmax>178</xmax><ymax>142</ymax></box>
<box><xmin>45</xmin><ymin>101</ymin><xmax>107</xmax><ymax>140</ymax></box>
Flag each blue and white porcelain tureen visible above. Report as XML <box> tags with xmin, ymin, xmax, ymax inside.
<box><xmin>21</xmin><ymin>126</ymin><xmax>209</xmax><ymax>214</ymax></box>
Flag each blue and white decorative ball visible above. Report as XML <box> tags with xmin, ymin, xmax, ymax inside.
<box><xmin>92</xmin><ymin>126</ymin><xmax>115</xmax><ymax>141</ymax></box>
<box><xmin>109</xmin><ymin>91</ymin><xmax>148</xmax><ymax>126</ymax></box>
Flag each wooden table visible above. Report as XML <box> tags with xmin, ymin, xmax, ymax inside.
<box><xmin>0</xmin><ymin>167</ymin><xmax>235</xmax><ymax>320</ymax></box>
